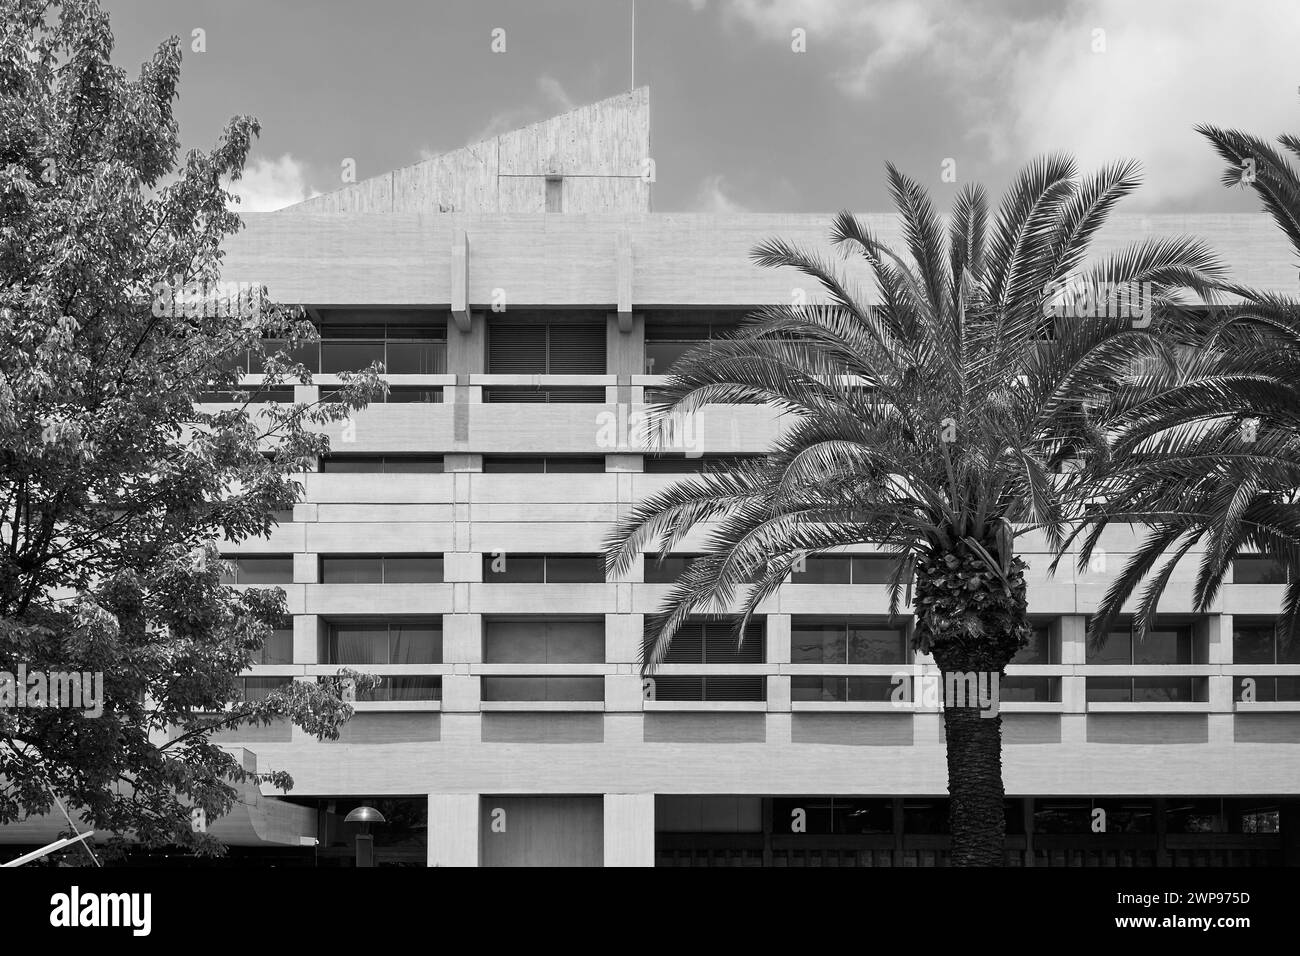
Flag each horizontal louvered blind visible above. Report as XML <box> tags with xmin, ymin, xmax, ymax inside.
<box><xmin>704</xmin><ymin>620</ymin><xmax>765</xmax><ymax>664</ymax></box>
<box><xmin>488</xmin><ymin>324</ymin><xmax>546</xmax><ymax>373</ymax></box>
<box><xmin>547</xmin><ymin>323</ymin><xmax>606</xmax><ymax>373</ymax></box>
<box><xmin>487</xmin><ymin>322</ymin><xmax>606</xmax><ymax>373</ymax></box>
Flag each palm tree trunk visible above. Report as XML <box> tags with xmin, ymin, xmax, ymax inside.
<box><xmin>942</xmin><ymin>699</ymin><xmax>1006</xmax><ymax>866</ymax></box>
<box><xmin>915</xmin><ymin>544</ymin><xmax>1031</xmax><ymax>866</ymax></box>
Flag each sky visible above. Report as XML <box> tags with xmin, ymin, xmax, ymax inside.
<box><xmin>106</xmin><ymin>0</ymin><xmax>1300</xmax><ymax>215</ymax></box>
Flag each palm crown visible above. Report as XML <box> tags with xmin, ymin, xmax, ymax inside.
<box><xmin>607</xmin><ymin>157</ymin><xmax>1226</xmax><ymax>673</ymax></box>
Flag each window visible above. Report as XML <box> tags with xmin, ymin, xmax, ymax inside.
<box><xmin>651</xmin><ymin>619</ymin><xmax>766</xmax><ymax>701</ymax></box>
<box><xmin>351</xmin><ymin>677</ymin><xmax>441</xmax><ymax>702</ymax></box>
<box><xmin>643</xmin><ymin>321</ymin><xmax>738</xmax><ymax>374</ymax></box>
<box><xmin>1086</xmin><ymin>622</ymin><xmax>1208</xmax><ymax>702</ymax></box>
<box><xmin>199</xmin><ymin>386</ymin><xmax>296</xmax><ymax>404</ymax></box>
<box><xmin>643</xmin><ymin>455</ymin><xmax>761</xmax><ymax>474</ymax></box>
<box><xmin>249</xmin><ymin>312</ymin><xmax>449</xmax><ymax>376</ymax></box>
<box><xmin>251</xmin><ymin>617</ymin><xmax>294</xmax><ymax>665</ymax></box>
<box><xmin>385</xmin><ymin>386</ymin><xmax>442</xmax><ymax>403</ymax></box>
<box><xmin>482</xmin><ymin>554</ymin><xmax>605</xmax><ymax>583</ymax></box>
<box><xmin>482</xmin><ymin>386</ymin><xmax>606</xmax><ymax>403</ymax></box>
<box><xmin>319</xmin><ymin>455</ymin><xmax>444</xmax><ymax>473</ymax></box>
<box><xmin>790</xmin><ymin>616</ymin><xmax>908</xmax><ymax>702</ymax></box>
<box><xmin>644</xmin><ymin>554</ymin><xmax>702</xmax><ymax>584</ymax></box>
<box><xmin>483</xmin><ymin>618</ymin><xmax>605</xmax><ymax>663</ymax></box>
<box><xmin>791</xmin><ymin>555</ymin><xmax>900</xmax><ymax>584</ymax></box>
<box><xmin>545</xmin><ymin>176</ymin><xmax>563</xmax><ymax>213</ymax></box>
<box><xmin>481</xmin><ymin>456</ymin><xmax>605</xmax><ymax>473</ymax></box>
<box><xmin>664</xmin><ymin>619</ymin><xmax>766</xmax><ymax>665</ymax></box>
<box><xmin>487</xmin><ymin>320</ymin><xmax>605</xmax><ymax>374</ymax></box>
<box><xmin>220</xmin><ymin>556</ymin><xmax>294</xmax><ymax>585</ymax></box>
<box><xmin>791</xmin><ymin>617</ymin><xmax>908</xmax><ymax>665</ymax></box>
<box><xmin>1011</xmin><ymin>624</ymin><xmax>1058</xmax><ymax>664</ymax></box>
<box><xmin>240</xmin><ymin>677</ymin><xmax>293</xmax><ymax>702</ymax></box>
<box><xmin>319</xmin><ymin>555</ymin><xmax>444</xmax><ymax>584</ymax></box>
<box><xmin>323</xmin><ymin>619</ymin><xmax>442</xmax><ymax>665</ymax></box>
<box><xmin>1233</xmin><ymin>618</ymin><xmax>1300</xmax><ymax>702</ymax></box>
<box><xmin>481</xmin><ymin>677</ymin><xmax>604</xmax><ymax>701</ymax></box>
<box><xmin>770</xmin><ymin>797</ymin><xmax>894</xmax><ymax>835</ymax></box>
<box><xmin>1233</xmin><ymin>556</ymin><xmax>1288</xmax><ymax>584</ymax></box>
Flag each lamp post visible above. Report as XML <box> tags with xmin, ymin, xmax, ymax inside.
<box><xmin>344</xmin><ymin>805</ymin><xmax>386</xmax><ymax>868</ymax></box>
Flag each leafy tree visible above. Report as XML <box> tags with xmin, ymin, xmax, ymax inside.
<box><xmin>0</xmin><ymin>0</ymin><xmax>381</xmax><ymax>857</ymax></box>
<box><xmin>607</xmin><ymin>158</ymin><xmax>1224</xmax><ymax>864</ymax></box>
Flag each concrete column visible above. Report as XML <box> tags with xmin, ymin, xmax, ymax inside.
<box><xmin>443</xmin><ymin>613</ymin><xmax>482</xmax><ymax>664</ymax></box>
<box><xmin>603</xmin><ymin>793</ymin><xmax>654</xmax><ymax>867</ymax></box>
<box><xmin>293</xmin><ymin>552</ymin><xmax>317</xmax><ymax>584</ymax></box>
<box><xmin>606</xmin><ymin>612</ymin><xmax>644</xmax><ymax>664</ymax></box>
<box><xmin>294</xmin><ymin>614</ymin><xmax>319</xmax><ymax>664</ymax></box>
<box><xmin>446</xmin><ymin>313</ymin><xmax>485</xmax><ymax>375</ymax></box>
<box><xmin>766</xmin><ymin>614</ymin><xmax>791</xmax><ymax>664</ymax></box>
<box><xmin>427</xmin><ymin>794</ymin><xmax>479</xmax><ymax>867</ymax></box>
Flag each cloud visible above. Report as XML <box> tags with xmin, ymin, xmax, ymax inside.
<box><xmin>695</xmin><ymin>174</ymin><xmax>751</xmax><ymax>213</ymax></box>
<box><xmin>226</xmin><ymin>154</ymin><xmax>318</xmax><ymax>212</ymax></box>
<box><xmin>457</xmin><ymin>75</ymin><xmax>582</xmax><ymax>148</ymax></box>
<box><xmin>537</xmin><ymin>74</ymin><xmax>576</xmax><ymax>112</ymax></box>
<box><xmin>687</xmin><ymin>0</ymin><xmax>1300</xmax><ymax>208</ymax></box>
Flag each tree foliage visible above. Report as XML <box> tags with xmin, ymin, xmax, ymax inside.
<box><xmin>0</xmin><ymin>0</ymin><xmax>381</xmax><ymax>855</ymax></box>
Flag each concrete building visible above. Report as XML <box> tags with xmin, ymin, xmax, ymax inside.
<box><xmin>134</xmin><ymin>89</ymin><xmax>1300</xmax><ymax>864</ymax></box>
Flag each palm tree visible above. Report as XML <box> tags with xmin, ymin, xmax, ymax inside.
<box><xmin>605</xmin><ymin>157</ymin><xmax>1225</xmax><ymax>865</ymax></box>
<box><xmin>1066</xmin><ymin>127</ymin><xmax>1300</xmax><ymax>649</ymax></box>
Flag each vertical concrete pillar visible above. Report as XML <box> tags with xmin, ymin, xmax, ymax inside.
<box><xmin>427</xmin><ymin>794</ymin><xmax>479</xmax><ymax>867</ymax></box>
<box><xmin>603</xmin><ymin>793</ymin><xmax>655</xmax><ymax>867</ymax></box>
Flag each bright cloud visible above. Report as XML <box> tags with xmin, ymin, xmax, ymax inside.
<box><xmin>695</xmin><ymin>174</ymin><xmax>751</xmax><ymax>213</ymax></box>
<box><xmin>226</xmin><ymin>154</ymin><xmax>318</xmax><ymax>211</ymax></box>
<box><xmin>690</xmin><ymin>0</ymin><xmax>1300</xmax><ymax>208</ymax></box>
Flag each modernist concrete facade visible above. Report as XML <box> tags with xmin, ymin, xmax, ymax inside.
<box><xmin>73</xmin><ymin>90</ymin><xmax>1300</xmax><ymax>865</ymax></box>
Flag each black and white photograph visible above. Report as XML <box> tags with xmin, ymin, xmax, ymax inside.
<box><xmin>0</xmin><ymin>0</ymin><xmax>1295</xmax><ymax>937</ymax></box>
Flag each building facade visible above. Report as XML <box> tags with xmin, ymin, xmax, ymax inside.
<box><xmin>46</xmin><ymin>89</ymin><xmax>1300</xmax><ymax>866</ymax></box>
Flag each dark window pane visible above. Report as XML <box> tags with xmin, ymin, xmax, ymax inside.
<box><xmin>848</xmin><ymin>624</ymin><xmax>908</xmax><ymax>664</ymax></box>
<box><xmin>1086</xmin><ymin>677</ymin><xmax>1132</xmax><ymax>702</ymax></box>
<box><xmin>846</xmin><ymin>676</ymin><xmax>899</xmax><ymax>701</ymax></box>
<box><xmin>357</xmin><ymin>677</ymin><xmax>440</xmax><ymax>702</ymax></box>
<box><xmin>1096</xmin><ymin>799</ymin><xmax>1155</xmax><ymax>833</ymax></box>
<box><xmin>321</xmin><ymin>340</ymin><xmax>384</xmax><ymax>373</ymax></box>
<box><xmin>545</xmin><ymin>555</ymin><xmax>605</xmax><ymax>583</ymax></box>
<box><xmin>644</xmin><ymin>554</ymin><xmax>697</xmax><ymax>584</ymax></box>
<box><xmin>320</xmin><ymin>456</ymin><xmax>383</xmax><ymax>473</ymax></box>
<box><xmin>386</xmin><ymin>386</ymin><xmax>442</xmax><ymax>403</ymax></box>
<box><xmin>1233</xmin><ymin>557</ymin><xmax>1287</xmax><ymax>584</ymax></box>
<box><xmin>1166</xmin><ymin>800</ymin><xmax>1226</xmax><ymax>834</ymax></box>
<box><xmin>384</xmin><ymin>556</ymin><xmax>443</xmax><ymax>583</ymax></box>
<box><xmin>1133</xmin><ymin>676</ymin><xmax>1198</xmax><ymax>702</ymax></box>
<box><xmin>390</xmin><ymin>620</ymin><xmax>441</xmax><ymax>664</ymax></box>
<box><xmin>329</xmin><ymin>624</ymin><xmax>389</xmax><ymax>664</ymax></box>
<box><xmin>791</xmin><ymin>624</ymin><xmax>846</xmax><ymax>664</ymax></box>
<box><xmin>999</xmin><ymin>676</ymin><xmax>1059</xmax><ymax>702</ymax></box>
<box><xmin>792</xmin><ymin>556</ymin><xmax>851</xmax><ymax>584</ymax></box>
<box><xmin>481</xmin><ymin>457</ymin><xmax>546</xmax><ymax>473</ymax></box>
<box><xmin>1012</xmin><ymin>626</ymin><xmax>1055</xmax><ymax>664</ymax></box>
<box><xmin>1235</xmin><ymin>622</ymin><xmax>1277</xmax><ymax>664</ymax></box>
<box><xmin>1134</xmin><ymin>627</ymin><xmax>1193</xmax><ymax>664</ymax></box>
<box><xmin>483</xmin><ymin>555</ymin><xmax>545</xmax><ymax>582</ymax></box>
<box><xmin>1087</xmin><ymin>630</ymin><xmax>1132</xmax><ymax>664</ymax></box>
<box><xmin>851</xmin><ymin>556</ymin><xmax>897</xmax><ymax>584</ymax></box>
<box><xmin>545</xmin><ymin>457</ymin><xmax>605</xmax><ymax>473</ymax></box>
<box><xmin>792</xmin><ymin>676</ymin><xmax>845</xmax><ymax>701</ymax></box>
<box><xmin>481</xmin><ymin>676</ymin><xmax>603</xmax><ymax>701</ymax></box>
<box><xmin>1033</xmin><ymin>800</ymin><xmax>1091</xmax><ymax>834</ymax></box>
<box><xmin>242</xmin><ymin>677</ymin><xmax>292</xmax><ymax>702</ymax></box>
<box><xmin>256</xmin><ymin>622</ymin><xmax>294</xmax><ymax>665</ymax></box>
<box><xmin>385</xmin><ymin>341</ymin><xmax>446</xmax><ymax>375</ymax></box>
<box><xmin>382</xmin><ymin>456</ymin><xmax>443</xmax><ymax>473</ymax></box>
<box><xmin>902</xmin><ymin>800</ymin><xmax>948</xmax><ymax>834</ymax></box>
<box><xmin>320</xmin><ymin>556</ymin><xmax>383</xmax><ymax>583</ymax></box>
<box><xmin>229</xmin><ymin>556</ymin><xmax>294</xmax><ymax>584</ymax></box>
